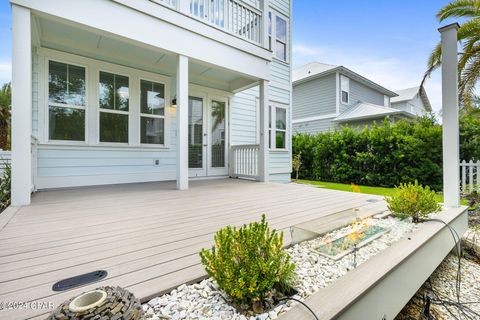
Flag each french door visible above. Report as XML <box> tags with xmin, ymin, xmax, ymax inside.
<box><xmin>188</xmin><ymin>95</ymin><xmax>228</xmax><ymax>178</ymax></box>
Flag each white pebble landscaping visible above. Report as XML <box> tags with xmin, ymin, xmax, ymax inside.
<box><xmin>143</xmin><ymin>216</ymin><xmax>418</xmax><ymax>320</ymax></box>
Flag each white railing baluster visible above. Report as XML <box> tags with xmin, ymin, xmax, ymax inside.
<box><xmin>461</xmin><ymin>160</ymin><xmax>466</xmax><ymax>193</ymax></box>
<box><xmin>230</xmin><ymin>144</ymin><xmax>260</xmax><ymax>180</ymax></box>
<box><xmin>477</xmin><ymin>160</ymin><xmax>480</xmax><ymax>192</ymax></box>
<box><xmin>469</xmin><ymin>160</ymin><xmax>474</xmax><ymax>192</ymax></box>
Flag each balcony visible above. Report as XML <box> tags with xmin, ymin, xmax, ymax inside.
<box><xmin>151</xmin><ymin>0</ymin><xmax>265</xmax><ymax>46</ymax></box>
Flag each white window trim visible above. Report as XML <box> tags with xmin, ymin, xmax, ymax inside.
<box><xmin>45</xmin><ymin>58</ymin><xmax>89</xmax><ymax>145</ymax></box>
<box><xmin>384</xmin><ymin>95</ymin><xmax>390</xmax><ymax>108</ymax></box>
<box><xmin>340</xmin><ymin>75</ymin><xmax>350</xmax><ymax>105</ymax></box>
<box><xmin>269</xmin><ymin>103</ymin><xmax>288</xmax><ymax>151</ymax></box>
<box><xmin>269</xmin><ymin>10</ymin><xmax>289</xmax><ymax>62</ymax></box>
<box><xmin>138</xmin><ymin>77</ymin><xmax>168</xmax><ymax>147</ymax></box>
<box><xmin>39</xmin><ymin>48</ymin><xmax>171</xmax><ymax>149</ymax></box>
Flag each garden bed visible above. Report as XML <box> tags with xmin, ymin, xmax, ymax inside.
<box><xmin>142</xmin><ymin>215</ymin><xmax>419</xmax><ymax>320</ymax></box>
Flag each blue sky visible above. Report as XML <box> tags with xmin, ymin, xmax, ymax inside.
<box><xmin>0</xmin><ymin>0</ymin><xmax>459</xmax><ymax>113</ymax></box>
<box><xmin>292</xmin><ymin>0</ymin><xmax>457</xmax><ymax>113</ymax></box>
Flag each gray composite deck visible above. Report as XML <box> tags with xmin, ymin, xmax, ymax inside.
<box><xmin>0</xmin><ymin>179</ymin><xmax>387</xmax><ymax>319</ymax></box>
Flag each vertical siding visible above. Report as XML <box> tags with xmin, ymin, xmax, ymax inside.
<box><xmin>293</xmin><ymin>73</ymin><xmax>336</xmax><ymax>119</ymax></box>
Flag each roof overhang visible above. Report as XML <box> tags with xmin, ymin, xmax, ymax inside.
<box><xmin>293</xmin><ymin>66</ymin><xmax>398</xmax><ymax>97</ymax></box>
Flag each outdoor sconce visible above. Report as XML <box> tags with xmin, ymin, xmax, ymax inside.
<box><xmin>171</xmin><ymin>98</ymin><xmax>177</xmax><ymax>108</ymax></box>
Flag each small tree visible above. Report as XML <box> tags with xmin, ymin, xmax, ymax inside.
<box><xmin>292</xmin><ymin>152</ymin><xmax>302</xmax><ymax>181</ymax></box>
<box><xmin>385</xmin><ymin>181</ymin><xmax>441</xmax><ymax>223</ymax></box>
<box><xmin>199</xmin><ymin>215</ymin><xmax>296</xmax><ymax>312</ymax></box>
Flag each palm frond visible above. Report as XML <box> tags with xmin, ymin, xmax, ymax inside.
<box><xmin>437</xmin><ymin>0</ymin><xmax>480</xmax><ymax>21</ymax></box>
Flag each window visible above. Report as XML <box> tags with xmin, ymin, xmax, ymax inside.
<box><xmin>140</xmin><ymin>80</ymin><xmax>165</xmax><ymax>145</ymax></box>
<box><xmin>384</xmin><ymin>95</ymin><xmax>390</xmax><ymax>108</ymax></box>
<box><xmin>340</xmin><ymin>75</ymin><xmax>349</xmax><ymax>104</ymax></box>
<box><xmin>268</xmin><ymin>12</ymin><xmax>272</xmax><ymax>51</ymax></box>
<box><xmin>269</xmin><ymin>105</ymin><xmax>287</xmax><ymax>149</ymax></box>
<box><xmin>275</xmin><ymin>16</ymin><xmax>287</xmax><ymax>61</ymax></box>
<box><xmin>99</xmin><ymin>71</ymin><xmax>129</xmax><ymax>143</ymax></box>
<box><xmin>48</xmin><ymin>60</ymin><xmax>86</xmax><ymax>141</ymax></box>
<box><xmin>268</xmin><ymin>11</ymin><xmax>288</xmax><ymax>61</ymax></box>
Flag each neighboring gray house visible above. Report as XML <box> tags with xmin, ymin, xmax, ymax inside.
<box><xmin>391</xmin><ymin>86</ymin><xmax>432</xmax><ymax>116</ymax></box>
<box><xmin>292</xmin><ymin>62</ymin><xmax>424</xmax><ymax>134</ymax></box>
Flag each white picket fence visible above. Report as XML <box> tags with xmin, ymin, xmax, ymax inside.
<box><xmin>0</xmin><ymin>150</ymin><xmax>11</xmax><ymax>176</ymax></box>
<box><xmin>461</xmin><ymin>160</ymin><xmax>480</xmax><ymax>193</ymax></box>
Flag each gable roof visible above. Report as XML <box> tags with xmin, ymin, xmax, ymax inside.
<box><xmin>293</xmin><ymin>62</ymin><xmax>398</xmax><ymax>97</ymax></box>
<box><xmin>391</xmin><ymin>86</ymin><xmax>432</xmax><ymax>111</ymax></box>
<box><xmin>333</xmin><ymin>102</ymin><xmax>414</xmax><ymax>123</ymax></box>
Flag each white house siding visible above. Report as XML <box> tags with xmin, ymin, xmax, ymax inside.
<box><xmin>293</xmin><ymin>117</ymin><xmax>337</xmax><ymax>134</ymax></box>
<box><xmin>31</xmin><ymin>0</ymin><xmax>292</xmax><ymax>189</ymax></box>
<box><xmin>340</xmin><ymin>77</ymin><xmax>385</xmax><ymax>112</ymax></box>
<box><xmin>36</xmin><ymin>145</ymin><xmax>177</xmax><ymax>189</ymax></box>
<box><xmin>292</xmin><ymin>73</ymin><xmax>336</xmax><ymax>119</ymax></box>
<box><xmin>271</xmin><ymin>0</ymin><xmax>290</xmax><ymax>16</ymax></box>
<box><xmin>230</xmin><ymin>87</ymin><xmax>259</xmax><ymax>145</ymax></box>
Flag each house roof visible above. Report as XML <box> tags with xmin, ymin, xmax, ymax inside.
<box><xmin>293</xmin><ymin>62</ymin><xmax>398</xmax><ymax>97</ymax></box>
<box><xmin>391</xmin><ymin>86</ymin><xmax>432</xmax><ymax>111</ymax></box>
<box><xmin>333</xmin><ymin>102</ymin><xmax>414</xmax><ymax>123</ymax></box>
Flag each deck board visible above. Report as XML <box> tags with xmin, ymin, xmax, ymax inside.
<box><xmin>0</xmin><ymin>179</ymin><xmax>387</xmax><ymax>319</ymax></box>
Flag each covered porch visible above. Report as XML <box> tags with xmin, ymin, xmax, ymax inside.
<box><xmin>11</xmin><ymin>1</ymin><xmax>272</xmax><ymax>206</ymax></box>
<box><xmin>0</xmin><ymin>179</ymin><xmax>387</xmax><ymax>319</ymax></box>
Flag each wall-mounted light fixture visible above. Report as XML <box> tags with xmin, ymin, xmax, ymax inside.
<box><xmin>171</xmin><ymin>98</ymin><xmax>177</xmax><ymax>108</ymax></box>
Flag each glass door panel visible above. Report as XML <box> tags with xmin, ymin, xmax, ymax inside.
<box><xmin>210</xmin><ymin>100</ymin><xmax>226</xmax><ymax>168</ymax></box>
<box><xmin>188</xmin><ymin>96</ymin><xmax>206</xmax><ymax>177</ymax></box>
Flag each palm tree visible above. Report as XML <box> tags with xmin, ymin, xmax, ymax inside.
<box><xmin>0</xmin><ymin>83</ymin><xmax>11</xmax><ymax>150</ymax></box>
<box><xmin>423</xmin><ymin>0</ymin><xmax>480</xmax><ymax>111</ymax></box>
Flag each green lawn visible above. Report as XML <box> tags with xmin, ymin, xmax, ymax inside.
<box><xmin>296</xmin><ymin>179</ymin><xmax>448</xmax><ymax>203</ymax></box>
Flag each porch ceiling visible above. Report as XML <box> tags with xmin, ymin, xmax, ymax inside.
<box><xmin>35</xmin><ymin>15</ymin><xmax>259</xmax><ymax>92</ymax></box>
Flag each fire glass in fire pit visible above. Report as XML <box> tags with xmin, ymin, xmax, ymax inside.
<box><xmin>314</xmin><ymin>224</ymin><xmax>389</xmax><ymax>260</ymax></box>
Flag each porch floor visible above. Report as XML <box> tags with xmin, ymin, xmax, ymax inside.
<box><xmin>0</xmin><ymin>179</ymin><xmax>387</xmax><ymax>319</ymax></box>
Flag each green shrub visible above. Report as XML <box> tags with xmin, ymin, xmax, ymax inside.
<box><xmin>0</xmin><ymin>163</ymin><xmax>11</xmax><ymax>212</ymax></box>
<box><xmin>292</xmin><ymin>116</ymin><xmax>443</xmax><ymax>190</ymax></box>
<box><xmin>199</xmin><ymin>215</ymin><xmax>295</xmax><ymax>310</ymax></box>
<box><xmin>385</xmin><ymin>181</ymin><xmax>441</xmax><ymax>223</ymax></box>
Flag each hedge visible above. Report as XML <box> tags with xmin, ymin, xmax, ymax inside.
<box><xmin>292</xmin><ymin>116</ymin><xmax>444</xmax><ymax>190</ymax></box>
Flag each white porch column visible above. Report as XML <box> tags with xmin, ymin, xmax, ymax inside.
<box><xmin>439</xmin><ymin>23</ymin><xmax>460</xmax><ymax>208</ymax></box>
<box><xmin>258</xmin><ymin>80</ymin><xmax>269</xmax><ymax>182</ymax></box>
<box><xmin>176</xmin><ymin>55</ymin><xmax>189</xmax><ymax>190</ymax></box>
<box><xmin>11</xmin><ymin>5</ymin><xmax>32</xmax><ymax>206</ymax></box>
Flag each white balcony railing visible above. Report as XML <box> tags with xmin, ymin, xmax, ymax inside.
<box><xmin>230</xmin><ymin>144</ymin><xmax>260</xmax><ymax>180</ymax></box>
<box><xmin>152</xmin><ymin>0</ymin><xmax>264</xmax><ymax>45</ymax></box>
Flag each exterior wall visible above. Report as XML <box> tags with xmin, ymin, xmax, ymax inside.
<box><xmin>392</xmin><ymin>96</ymin><xmax>427</xmax><ymax>117</ymax></box>
<box><xmin>230</xmin><ymin>87</ymin><xmax>259</xmax><ymax>145</ymax></box>
<box><xmin>30</xmin><ymin>2</ymin><xmax>292</xmax><ymax>189</ymax></box>
<box><xmin>229</xmin><ymin>0</ymin><xmax>292</xmax><ymax>182</ymax></box>
<box><xmin>293</xmin><ymin>117</ymin><xmax>337</xmax><ymax>134</ymax></box>
<box><xmin>292</xmin><ymin>73</ymin><xmax>336</xmax><ymax>120</ymax></box>
<box><xmin>340</xmin><ymin>76</ymin><xmax>385</xmax><ymax>112</ymax></box>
